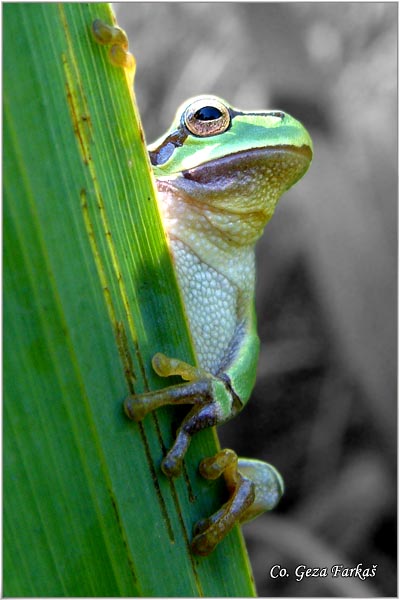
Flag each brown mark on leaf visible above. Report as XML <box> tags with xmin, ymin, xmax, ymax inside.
<box><xmin>62</xmin><ymin>8</ymin><xmax>185</xmax><ymax>546</ymax></box>
<box><xmin>115</xmin><ymin>321</ymin><xmax>136</xmax><ymax>393</ymax></box>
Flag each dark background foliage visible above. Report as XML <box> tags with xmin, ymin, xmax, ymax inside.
<box><xmin>115</xmin><ymin>3</ymin><xmax>397</xmax><ymax>596</ymax></box>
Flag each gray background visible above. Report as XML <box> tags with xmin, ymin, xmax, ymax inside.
<box><xmin>115</xmin><ymin>3</ymin><xmax>397</xmax><ymax>596</ymax></box>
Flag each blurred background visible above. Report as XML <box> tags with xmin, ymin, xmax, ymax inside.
<box><xmin>115</xmin><ymin>4</ymin><xmax>397</xmax><ymax>596</ymax></box>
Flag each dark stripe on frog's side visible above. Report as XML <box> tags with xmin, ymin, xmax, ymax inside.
<box><xmin>149</xmin><ymin>128</ymin><xmax>189</xmax><ymax>166</ymax></box>
<box><xmin>229</xmin><ymin>108</ymin><xmax>285</xmax><ymax>120</ymax></box>
<box><xmin>218</xmin><ymin>372</ymin><xmax>244</xmax><ymax>418</ymax></box>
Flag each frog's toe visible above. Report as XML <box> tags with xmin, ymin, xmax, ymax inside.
<box><xmin>161</xmin><ymin>453</ymin><xmax>183</xmax><ymax>478</ymax></box>
<box><xmin>108</xmin><ymin>44</ymin><xmax>135</xmax><ymax>70</ymax></box>
<box><xmin>124</xmin><ymin>395</ymin><xmax>147</xmax><ymax>421</ymax></box>
<box><xmin>191</xmin><ymin>528</ymin><xmax>220</xmax><ymax>556</ymax></box>
<box><xmin>193</xmin><ymin>516</ymin><xmax>212</xmax><ymax>536</ymax></box>
<box><xmin>191</xmin><ymin>532</ymin><xmax>212</xmax><ymax>556</ymax></box>
<box><xmin>91</xmin><ymin>19</ymin><xmax>128</xmax><ymax>48</ymax></box>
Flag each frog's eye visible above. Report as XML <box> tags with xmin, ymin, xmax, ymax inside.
<box><xmin>183</xmin><ymin>98</ymin><xmax>231</xmax><ymax>137</ymax></box>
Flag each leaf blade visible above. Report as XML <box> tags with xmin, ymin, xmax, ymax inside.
<box><xmin>4</xmin><ymin>3</ymin><xmax>256</xmax><ymax>596</ymax></box>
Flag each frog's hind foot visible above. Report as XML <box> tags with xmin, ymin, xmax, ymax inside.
<box><xmin>191</xmin><ymin>450</ymin><xmax>285</xmax><ymax>555</ymax></box>
<box><xmin>191</xmin><ymin>449</ymin><xmax>255</xmax><ymax>556</ymax></box>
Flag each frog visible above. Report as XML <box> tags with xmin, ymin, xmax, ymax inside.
<box><xmin>91</xmin><ymin>20</ymin><xmax>313</xmax><ymax>556</ymax></box>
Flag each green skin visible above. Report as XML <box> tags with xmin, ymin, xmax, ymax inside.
<box><xmin>123</xmin><ymin>95</ymin><xmax>313</xmax><ymax>555</ymax></box>
<box><xmin>92</xmin><ymin>22</ymin><xmax>312</xmax><ymax>555</ymax></box>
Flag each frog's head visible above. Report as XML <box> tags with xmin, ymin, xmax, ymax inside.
<box><xmin>149</xmin><ymin>96</ymin><xmax>312</xmax><ymax>233</ymax></box>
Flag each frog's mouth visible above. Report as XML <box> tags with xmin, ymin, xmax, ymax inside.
<box><xmin>180</xmin><ymin>145</ymin><xmax>313</xmax><ymax>193</ymax></box>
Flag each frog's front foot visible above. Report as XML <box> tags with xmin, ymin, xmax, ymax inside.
<box><xmin>91</xmin><ymin>18</ymin><xmax>135</xmax><ymax>77</ymax></box>
<box><xmin>124</xmin><ymin>353</ymin><xmax>229</xmax><ymax>477</ymax></box>
<box><xmin>191</xmin><ymin>449</ymin><xmax>284</xmax><ymax>555</ymax></box>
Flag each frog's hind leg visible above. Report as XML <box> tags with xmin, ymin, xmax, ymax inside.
<box><xmin>191</xmin><ymin>449</ymin><xmax>255</xmax><ymax>556</ymax></box>
<box><xmin>161</xmin><ymin>402</ymin><xmax>218</xmax><ymax>477</ymax></box>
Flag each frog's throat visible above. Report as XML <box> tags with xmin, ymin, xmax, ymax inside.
<box><xmin>157</xmin><ymin>178</ymin><xmax>267</xmax><ymax>250</ymax></box>
<box><xmin>156</xmin><ymin>144</ymin><xmax>311</xmax><ymax>248</ymax></box>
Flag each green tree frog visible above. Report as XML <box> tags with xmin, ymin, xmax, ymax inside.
<box><xmin>92</xmin><ymin>21</ymin><xmax>313</xmax><ymax>556</ymax></box>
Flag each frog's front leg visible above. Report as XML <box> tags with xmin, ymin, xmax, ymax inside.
<box><xmin>124</xmin><ymin>353</ymin><xmax>235</xmax><ymax>477</ymax></box>
<box><xmin>91</xmin><ymin>19</ymin><xmax>135</xmax><ymax>83</ymax></box>
<box><xmin>191</xmin><ymin>450</ymin><xmax>284</xmax><ymax>556</ymax></box>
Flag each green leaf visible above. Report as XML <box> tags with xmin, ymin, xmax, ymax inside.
<box><xmin>4</xmin><ymin>3</ymin><xmax>256</xmax><ymax>596</ymax></box>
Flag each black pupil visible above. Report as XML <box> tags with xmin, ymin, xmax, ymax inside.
<box><xmin>194</xmin><ymin>106</ymin><xmax>222</xmax><ymax>121</ymax></box>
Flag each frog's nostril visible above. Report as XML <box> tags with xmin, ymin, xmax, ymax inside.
<box><xmin>269</xmin><ymin>111</ymin><xmax>285</xmax><ymax>119</ymax></box>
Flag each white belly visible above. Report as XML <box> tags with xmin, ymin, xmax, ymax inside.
<box><xmin>170</xmin><ymin>238</ymin><xmax>237</xmax><ymax>374</ymax></box>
